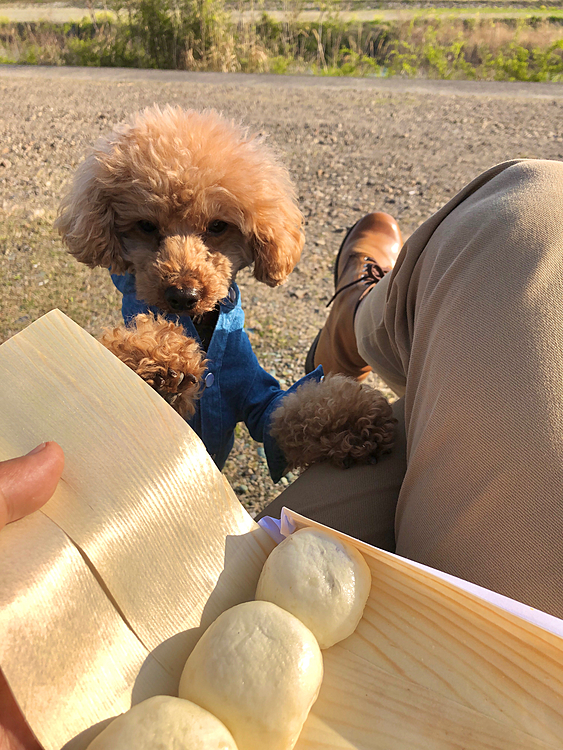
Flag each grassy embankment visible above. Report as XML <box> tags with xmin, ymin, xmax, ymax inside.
<box><xmin>2</xmin><ymin>1</ymin><xmax>563</xmax><ymax>79</ymax></box>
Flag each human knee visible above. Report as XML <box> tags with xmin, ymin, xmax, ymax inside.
<box><xmin>478</xmin><ymin>160</ymin><xmax>563</xmax><ymax>249</ymax></box>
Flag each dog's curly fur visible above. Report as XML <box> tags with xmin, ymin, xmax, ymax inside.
<box><xmin>269</xmin><ymin>374</ymin><xmax>396</xmax><ymax>471</ymax></box>
<box><xmin>55</xmin><ymin>105</ymin><xmax>304</xmax><ymax>317</ymax></box>
<box><xmin>57</xmin><ymin>105</ymin><xmax>396</xmax><ymax>472</ymax></box>
<box><xmin>101</xmin><ymin>314</ymin><xmax>207</xmax><ymax>418</ymax></box>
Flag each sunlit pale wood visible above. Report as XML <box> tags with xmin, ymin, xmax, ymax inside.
<box><xmin>0</xmin><ymin>310</ymin><xmax>275</xmax><ymax>750</ymax></box>
<box><xmin>1</xmin><ymin>311</ymin><xmax>563</xmax><ymax>750</ymax></box>
<box><xmin>0</xmin><ymin>512</ymin><xmax>171</xmax><ymax>750</ymax></box>
<box><xmin>298</xmin><ymin>649</ymin><xmax>556</xmax><ymax>750</ymax></box>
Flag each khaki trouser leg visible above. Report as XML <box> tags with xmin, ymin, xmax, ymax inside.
<box><xmin>263</xmin><ymin>159</ymin><xmax>563</xmax><ymax>618</ymax></box>
<box><xmin>356</xmin><ymin>158</ymin><xmax>563</xmax><ymax>617</ymax></box>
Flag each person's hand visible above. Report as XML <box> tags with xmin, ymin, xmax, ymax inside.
<box><xmin>0</xmin><ymin>442</ymin><xmax>65</xmax><ymax>531</ymax></box>
<box><xmin>0</xmin><ymin>442</ymin><xmax>65</xmax><ymax>750</ymax></box>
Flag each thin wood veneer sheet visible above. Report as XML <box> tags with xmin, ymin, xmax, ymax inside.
<box><xmin>0</xmin><ymin>310</ymin><xmax>275</xmax><ymax>750</ymax></box>
<box><xmin>1</xmin><ymin>311</ymin><xmax>563</xmax><ymax>750</ymax></box>
<box><xmin>0</xmin><ymin>512</ymin><xmax>172</xmax><ymax>750</ymax></box>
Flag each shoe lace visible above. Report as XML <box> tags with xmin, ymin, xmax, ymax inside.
<box><xmin>326</xmin><ymin>259</ymin><xmax>388</xmax><ymax>308</ymax></box>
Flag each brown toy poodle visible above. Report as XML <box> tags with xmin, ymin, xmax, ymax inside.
<box><xmin>56</xmin><ymin>105</ymin><xmax>395</xmax><ymax>480</ymax></box>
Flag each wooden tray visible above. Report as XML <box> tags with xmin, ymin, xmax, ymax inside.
<box><xmin>1</xmin><ymin>310</ymin><xmax>562</xmax><ymax>750</ymax></box>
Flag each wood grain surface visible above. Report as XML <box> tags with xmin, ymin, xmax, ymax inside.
<box><xmin>1</xmin><ymin>310</ymin><xmax>562</xmax><ymax>750</ymax></box>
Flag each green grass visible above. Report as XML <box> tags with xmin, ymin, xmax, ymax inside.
<box><xmin>0</xmin><ymin>211</ymin><xmax>121</xmax><ymax>343</ymax></box>
<box><xmin>2</xmin><ymin>1</ymin><xmax>563</xmax><ymax>79</ymax></box>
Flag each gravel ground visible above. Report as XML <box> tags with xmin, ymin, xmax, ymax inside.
<box><xmin>2</xmin><ymin>68</ymin><xmax>563</xmax><ymax>516</ymax></box>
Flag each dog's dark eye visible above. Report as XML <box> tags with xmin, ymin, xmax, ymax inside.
<box><xmin>137</xmin><ymin>220</ymin><xmax>158</xmax><ymax>234</ymax></box>
<box><xmin>206</xmin><ymin>220</ymin><xmax>228</xmax><ymax>236</ymax></box>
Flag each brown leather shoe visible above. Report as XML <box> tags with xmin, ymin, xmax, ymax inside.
<box><xmin>305</xmin><ymin>212</ymin><xmax>402</xmax><ymax>380</ymax></box>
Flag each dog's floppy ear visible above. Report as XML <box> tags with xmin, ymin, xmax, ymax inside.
<box><xmin>251</xmin><ymin>199</ymin><xmax>305</xmax><ymax>287</ymax></box>
<box><xmin>55</xmin><ymin>145</ymin><xmax>127</xmax><ymax>274</ymax></box>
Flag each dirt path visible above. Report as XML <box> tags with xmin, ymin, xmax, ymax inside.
<box><xmin>4</xmin><ymin>64</ymin><xmax>563</xmax><ymax>99</ymax></box>
<box><xmin>2</xmin><ymin>66</ymin><xmax>563</xmax><ymax>513</ymax></box>
<box><xmin>3</xmin><ymin>4</ymin><xmax>563</xmax><ymax>21</ymax></box>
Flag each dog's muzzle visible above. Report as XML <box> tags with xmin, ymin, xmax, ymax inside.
<box><xmin>165</xmin><ymin>286</ymin><xmax>201</xmax><ymax>313</ymax></box>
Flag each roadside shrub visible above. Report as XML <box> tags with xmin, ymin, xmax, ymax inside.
<box><xmin>388</xmin><ymin>17</ymin><xmax>563</xmax><ymax>80</ymax></box>
<box><xmin>2</xmin><ymin>8</ymin><xmax>563</xmax><ymax>80</ymax></box>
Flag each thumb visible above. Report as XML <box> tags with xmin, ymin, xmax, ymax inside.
<box><xmin>0</xmin><ymin>442</ymin><xmax>65</xmax><ymax>530</ymax></box>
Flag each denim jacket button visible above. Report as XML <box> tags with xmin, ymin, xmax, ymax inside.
<box><xmin>205</xmin><ymin>372</ymin><xmax>215</xmax><ymax>388</ymax></box>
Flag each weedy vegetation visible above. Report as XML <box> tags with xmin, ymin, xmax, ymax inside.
<box><xmin>2</xmin><ymin>0</ymin><xmax>563</xmax><ymax>79</ymax></box>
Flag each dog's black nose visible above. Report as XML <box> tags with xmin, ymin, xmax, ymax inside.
<box><xmin>165</xmin><ymin>287</ymin><xmax>201</xmax><ymax>312</ymax></box>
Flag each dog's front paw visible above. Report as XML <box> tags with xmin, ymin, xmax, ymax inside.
<box><xmin>150</xmin><ymin>366</ymin><xmax>198</xmax><ymax>411</ymax></box>
<box><xmin>100</xmin><ymin>313</ymin><xmax>207</xmax><ymax>418</ymax></box>
<box><xmin>269</xmin><ymin>374</ymin><xmax>396</xmax><ymax>472</ymax></box>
